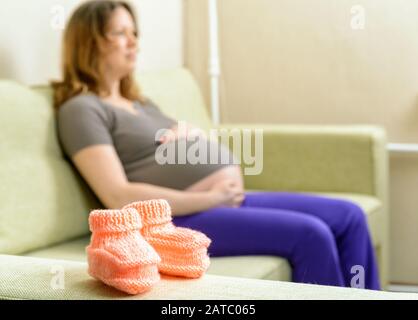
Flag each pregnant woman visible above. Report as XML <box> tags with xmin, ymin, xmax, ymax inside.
<box><xmin>53</xmin><ymin>0</ymin><xmax>380</xmax><ymax>290</ymax></box>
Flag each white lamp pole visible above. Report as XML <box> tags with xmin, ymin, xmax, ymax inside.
<box><xmin>208</xmin><ymin>0</ymin><xmax>221</xmax><ymax>125</ymax></box>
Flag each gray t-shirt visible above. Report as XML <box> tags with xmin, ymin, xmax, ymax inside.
<box><xmin>57</xmin><ymin>94</ymin><xmax>234</xmax><ymax>190</ymax></box>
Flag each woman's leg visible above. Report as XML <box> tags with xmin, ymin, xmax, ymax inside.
<box><xmin>173</xmin><ymin>206</ymin><xmax>345</xmax><ymax>287</ymax></box>
<box><xmin>241</xmin><ymin>192</ymin><xmax>381</xmax><ymax>290</ymax></box>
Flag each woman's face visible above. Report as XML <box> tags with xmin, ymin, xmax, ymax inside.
<box><xmin>100</xmin><ymin>6</ymin><xmax>139</xmax><ymax>79</ymax></box>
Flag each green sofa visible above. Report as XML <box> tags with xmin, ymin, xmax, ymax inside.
<box><xmin>1</xmin><ymin>67</ymin><xmax>414</xmax><ymax>299</ymax></box>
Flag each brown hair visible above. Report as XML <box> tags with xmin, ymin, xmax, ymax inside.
<box><xmin>51</xmin><ymin>0</ymin><xmax>146</xmax><ymax>111</ymax></box>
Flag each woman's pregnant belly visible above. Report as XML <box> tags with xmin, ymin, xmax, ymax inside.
<box><xmin>185</xmin><ymin>165</ymin><xmax>244</xmax><ymax>192</ymax></box>
<box><xmin>125</xmin><ymin>137</ymin><xmax>244</xmax><ymax>191</ymax></box>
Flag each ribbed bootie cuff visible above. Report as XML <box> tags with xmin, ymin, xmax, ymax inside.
<box><xmin>123</xmin><ymin>199</ymin><xmax>172</xmax><ymax>226</ymax></box>
<box><xmin>89</xmin><ymin>208</ymin><xmax>142</xmax><ymax>233</ymax></box>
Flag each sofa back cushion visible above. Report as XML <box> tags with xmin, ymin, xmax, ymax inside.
<box><xmin>0</xmin><ymin>68</ymin><xmax>213</xmax><ymax>254</ymax></box>
<box><xmin>136</xmin><ymin>68</ymin><xmax>213</xmax><ymax>132</ymax></box>
<box><xmin>0</xmin><ymin>81</ymin><xmax>101</xmax><ymax>255</ymax></box>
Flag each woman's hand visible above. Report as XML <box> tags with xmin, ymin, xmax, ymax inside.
<box><xmin>209</xmin><ymin>179</ymin><xmax>245</xmax><ymax>208</ymax></box>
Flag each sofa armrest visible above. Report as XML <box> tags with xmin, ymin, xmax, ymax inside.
<box><xmin>0</xmin><ymin>254</ymin><xmax>416</xmax><ymax>300</ymax></box>
<box><xmin>216</xmin><ymin>124</ymin><xmax>388</xmax><ymax>199</ymax></box>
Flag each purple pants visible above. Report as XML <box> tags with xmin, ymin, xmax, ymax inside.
<box><xmin>172</xmin><ymin>192</ymin><xmax>380</xmax><ymax>290</ymax></box>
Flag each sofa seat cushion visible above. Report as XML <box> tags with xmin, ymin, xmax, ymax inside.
<box><xmin>22</xmin><ymin>192</ymin><xmax>380</xmax><ymax>283</ymax></box>
<box><xmin>2</xmin><ymin>254</ymin><xmax>417</xmax><ymax>300</ymax></box>
<box><xmin>23</xmin><ymin>235</ymin><xmax>291</xmax><ymax>281</ymax></box>
<box><xmin>23</xmin><ymin>236</ymin><xmax>90</xmax><ymax>262</ymax></box>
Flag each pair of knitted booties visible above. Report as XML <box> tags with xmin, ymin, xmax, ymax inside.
<box><xmin>86</xmin><ymin>199</ymin><xmax>211</xmax><ymax>295</ymax></box>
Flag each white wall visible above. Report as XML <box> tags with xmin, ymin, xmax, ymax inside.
<box><xmin>134</xmin><ymin>0</ymin><xmax>183</xmax><ymax>72</ymax></box>
<box><xmin>0</xmin><ymin>0</ymin><xmax>183</xmax><ymax>85</ymax></box>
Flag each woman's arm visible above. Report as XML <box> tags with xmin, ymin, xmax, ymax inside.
<box><xmin>117</xmin><ymin>182</ymin><xmax>219</xmax><ymax>216</ymax></box>
<box><xmin>72</xmin><ymin>144</ymin><xmax>243</xmax><ymax>217</ymax></box>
